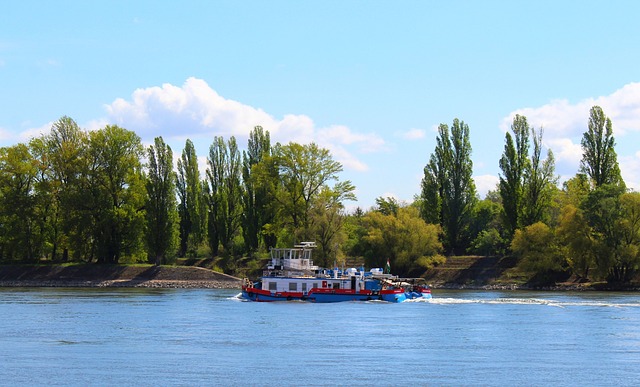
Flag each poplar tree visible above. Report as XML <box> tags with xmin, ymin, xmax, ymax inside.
<box><xmin>146</xmin><ymin>137</ymin><xmax>179</xmax><ymax>265</ymax></box>
<box><xmin>421</xmin><ymin>119</ymin><xmax>476</xmax><ymax>253</ymax></box>
<box><xmin>206</xmin><ymin>136</ymin><xmax>243</xmax><ymax>256</ymax></box>
<box><xmin>177</xmin><ymin>139</ymin><xmax>204</xmax><ymax>257</ymax></box>
<box><xmin>499</xmin><ymin>114</ymin><xmax>530</xmax><ymax>237</ymax></box>
<box><xmin>241</xmin><ymin>126</ymin><xmax>273</xmax><ymax>253</ymax></box>
<box><xmin>580</xmin><ymin>106</ymin><xmax>624</xmax><ymax>188</ymax></box>
<box><xmin>521</xmin><ymin>128</ymin><xmax>557</xmax><ymax>226</ymax></box>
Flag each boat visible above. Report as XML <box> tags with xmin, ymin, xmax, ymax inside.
<box><xmin>241</xmin><ymin>242</ymin><xmax>432</xmax><ymax>303</ymax></box>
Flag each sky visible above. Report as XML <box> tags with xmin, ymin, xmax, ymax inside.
<box><xmin>2</xmin><ymin>1</ymin><xmax>640</xmax><ymax>210</ymax></box>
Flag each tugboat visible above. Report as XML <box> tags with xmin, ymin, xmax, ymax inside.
<box><xmin>241</xmin><ymin>242</ymin><xmax>432</xmax><ymax>303</ymax></box>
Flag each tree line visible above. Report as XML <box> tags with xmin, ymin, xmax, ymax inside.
<box><xmin>417</xmin><ymin>106</ymin><xmax>639</xmax><ymax>284</ymax></box>
<box><xmin>0</xmin><ymin>118</ymin><xmax>357</xmax><ymax>272</ymax></box>
<box><xmin>1</xmin><ymin>106</ymin><xmax>638</xmax><ymax>284</ymax></box>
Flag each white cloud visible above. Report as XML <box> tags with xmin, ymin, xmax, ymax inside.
<box><xmin>501</xmin><ymin>82</ymin><xmax>640</xmax><ymax>182</ymax></box>
<box><xmin>500</xmin><ymin>82</ymin><xmax>640</xmax><ymax>138</ymax></box>
<box><xmin>18</xmin><ymin>121</ymin><xmax>52</xmax><ymax>142</ymax></box>
<box><xmin>0</xmin><ymin>126</ymin><xmax>13</xmax><ymax>143</ymax></box>
<box><xmin>401</xmin><ymin>128</ymin><xmax>426</xmax><ymax>140</ymax></box>
<box><xmin>105</xmin><ymin>77</ymin><xmax>384</xmax><ymax>172</ymax></box>
<box><xmin>474</xmin><ymin>174</ymin><xmax>499</xmax><ymax>199</ymax></box>
<box><xmin>620</xmin><ymin>151</ymin><xmax>640</xmax><ymax>192</ymax></box>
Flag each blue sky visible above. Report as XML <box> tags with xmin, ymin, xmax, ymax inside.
<box><xmin>2</xmin><ymin>1</ymin><xmax>639</xmax><ymax>209</ymax></box>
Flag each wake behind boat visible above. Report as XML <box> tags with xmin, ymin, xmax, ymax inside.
<box><xmin>241</xmin><ymin>242</ymin><xmax>432</xmax><ymax>303</ymax></box>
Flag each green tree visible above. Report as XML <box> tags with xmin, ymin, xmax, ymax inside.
<box><xmin>421</xmin><ymin>124</ymin><xmax>450</xmax><ymax>225</ymax></box>
<box><xmin>275</xmin><ymin>142</ymin><xmax>352</xmax><ymax>242</ymax></box>
<box><xmin>556</xmin><ymin>204</ymin><xmax>595</xmax><ymax>280</ymax></box>
<box><xmin>421</xmin><ymin>119</ymin><xmax>476</xmax><ymax>253</ymax></box>
<box><xmin>0</xmin><ymin>144</ymin><xmax>39</xmax><ymax>262</ymax></box>
<box><xmin>146</xmin><ymin>137</ymin><xmax>179</xmax><ymax>265</ymax></box>
<box><xmin>521</xmin><ymin>128</ymin><xmax>558</xmax><ymax>226</ymax></box>
<box><xmin>499</xmin><ymin>114</ymin><xmax>530</xmax><ymax>237</ymax></box>
<box><xmin>241</xmin><ymin>126</ymin><xmax>275</xmax><ymax>253</ymax></box>
<box><xmin>206</xmin><ymin>136</ymin><xmax>243</xmax><ymax>257</ymax></box>
<box><xmin>87</xmin><ymin>125</ymin><xmax>146</xmax><ymax>264</ymax></box>
<box><xmin>42</xmin><ymin>116</ymin><xmax>87</xmax><ymax>261</ymax></box>
<box><xmin>582</xmin><ymin>185</ymin><xmax>639</xmax><ymax>283</ymax></box>
<box><xmin>580</xmin><ymin>106</ymin><xmax>624</xmax><ymax>188</ymax></box>
<box><xmin>359</xmin><ymin>206</ymin><xmax>444</xmax><ymax>277</ymax></box>
<box><xmin>468</xmin><ymin>194</ymin><xmax>505</xmax><ymax>256</ymax></box>
<box><xmin>176</xmin><ymin>139</ymin><xmax>204</xmax><ymax>257</ymax></box>
<box><xmin>511</xmin><ymin>222</ymin><xmax>565</xmax><ymax>284</ymax></box>
<box><xmin>375</xmin><ymin>196</ymin><xmax>400</xmax><ymax>216</ymax></box>
<box><xmin>308</xmin><ymin>185</ymin><xmax>354</xmax><ymax>267</ymax></box>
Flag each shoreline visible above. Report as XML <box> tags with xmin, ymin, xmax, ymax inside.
<box><xmin>0</xmin><ymin>264</ymin><xmax>242</xmax><ymax>289</ymax></box>
<box><xmin>0</xmin><ymin>279</ymin><xmax>241</xmax><ymax>289</ymax></box>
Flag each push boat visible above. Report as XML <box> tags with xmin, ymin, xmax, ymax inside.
<box><xmin>241</xmin><ymin>242</ymin><xmax>432</xmax><ymax>303</ymax></box>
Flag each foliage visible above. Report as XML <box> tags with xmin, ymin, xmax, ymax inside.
<box><xmin>581</xmin><ymin>185</ymin><xmax>639</xmax><ymax>283</ymax></box>
<box><xmin>206</xmin><ymin>136</ymin><xmax>244</xmax><ymax>258</ymax></box>
<box><xmin>511</xmin><ymin>222</ymin><xmax>566</xmax><ymax>284</ymax></box>
<box><xmin>177</xmin><ymin>139</ymin><xmax>205</xmax><ymax>257</ymax></box>
<box><xmin>556</xmin><ymin>205</ymin><xmax>594</xmax><ymax>280</ymax></box>
<box><xmin>580</xmin><ymin>106</ymin><xmax>623</xmax><ymax>188</ymax></box>
<box><xmin>146</xmin><ymin>137</ymin><xmax>179</xmax><ymax>265</ymax></box>
<box><xmin>86</xmin><ymin>125</ymin><xmax>147</xmax><ymax>264</ymax></box>
<box><xmin>467</xmin><ymin>196</ymin><xmax>505</xmax><ymax>256</ymax></box>
<box><xmin>521</xmin><ymin>128</ymin><xmax>558</xmax><ymax>226</ymax></box>
<box><xmin>499</xmin><ymin>114</ymin><xmax>530</xmax><ymax>237</ymax></box>
<box><xmin>421</xmin><ymin>119</ymin><xmax>476</xmax><ymax>254</ymax></box>
<box><xmin>241</xmin><ymin>126</ymin><xmax>276</xmax><ymax>253</ymax></box>
<box><xmin>275</xmin><ymin>142</ymin><xmax>354</xmax><ymax>243</ymax></box>
<box><xmin>357</xmin><ymin>206</ymin><xmax>444</xmax><ymax>277</ymax></box>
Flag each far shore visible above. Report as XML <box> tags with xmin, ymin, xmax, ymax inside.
<box><xmin>1</xmin><ymin>263</ymin><xmax>637</xmax><ymax>291</ymax></box>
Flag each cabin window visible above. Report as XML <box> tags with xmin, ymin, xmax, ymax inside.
<box><xmin>313</xmin><ymin>283</ymin><xmax>318</xmax><ymax>289</ymax></box>
<box><xmin>301</xmin><ymin>282</ymin><xmax>307</xmax><ymax>292</ymax></box>
<box><xmin>289</xmin><ymin>282</ymin><xmax>297</xmax><ymax>291</ymax></box>
<box><xmin>268</xmin><ymin>282</ymin><xmax>277</xmax><ymax>291</ymax></box>
<box><xmin>332</xmin><ymin>283</ymin><xmax>340</xmax><ymax>289</ymax></box>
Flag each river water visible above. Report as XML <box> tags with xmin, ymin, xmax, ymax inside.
<box><xmin>1</xmin><ymin>288</ymin><xmax>639</xmax><ymax>386</ymax></box>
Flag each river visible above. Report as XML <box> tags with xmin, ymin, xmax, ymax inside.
<box><xmin>1</xmin><ymin>288</ymin><xmax>639</xmax><ymax>386</ymax></box>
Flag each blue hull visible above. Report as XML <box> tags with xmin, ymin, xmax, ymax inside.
<box><xmin>242</xmin><ymin>290</ymin><xmax>432</xmax><ymax>303</ymax></box>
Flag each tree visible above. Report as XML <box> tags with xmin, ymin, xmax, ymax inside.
<box><xmin>42</xmin><ymin>116</ymin><xmax>87</xmax><ymax>261</ymax></box>
<box><xmin>421</xmin><ymin>124</ymin><xmax>450</xmax><ymax>225</ymax></box>
<box><xmin>511</xmin><ymin>222</ymin><xmax>566</xmax><ymax>284</ymax></box>
<box><xmin>359</xmin><ymin>206</ymin><xmax>445</xmax><ymax>277</ymax></box>
<box><xmin>375</xmin><ymin>196</ymin><xmax>400</xmax><ymax>216</ymax></box>
<box><xmin>580</xmin><ymin>106</ymin><xmax>623</xmax><ymax>188</ymax></box>
<box><xmin>468</xmin><ymin>195</ymin><xmax>505</xmax><ymax>256</ymax></box>
<box><xmin>241</xmin><ymin>126</ymin><xmax>275</xmax><ymax>253</ymax></box>
<box><xmin>421</xmin><ymin>119</ymin><xmax>476</xmax><ymax>253</ymax></box>
<box><xmin>206</xmin><ymin>136</ymin><xmax>243</xmax><ymax>257</ymax></box>
<box><xmin>146</xmin><ymin>137</ymin><xmax>179</xmax><ymax>265</ymax></box>
<box><xmin>499</xmin><ymin>114</ymin><xmax>530</xmax><ymax>237</ymax></box>
<box><xmin>87</xmin><ymin>125</ymin><xmax>146</xmax><ymax>264</ymax></box>
<box><xmin>176</xmin><ymin>139</ymin><xmax>204</xmax><ymax>257</ymax></box>
<box><xmin>275</xmin><ymin>142</ymin><xmax>352</xmax><ymax>242</ymax></box>
<box><xmin>0</xmin><ymin>144</ymin><xmax>39</xmax><ymax>261</ymax></box>
<box><xmin>308</xmin><ymin>185</ymin><xmax>354</xmax><ymax>267</ymax></box>
<box><xmin>521</xmin><ymin>127</ymin><xmax>558</xmax><ymax>226</ymax></box>
<box><xmin>582</xmin><ymin>185</ymin><xmax>639</xmax><ymax>283</ymax></box>
<box><xmin>556</xmin><ymin>204</ymin><xmax>595</xmax><ymax>280</ymax></box>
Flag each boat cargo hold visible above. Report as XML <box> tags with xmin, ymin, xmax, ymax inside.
<box><xmin>241</xmin><ymin>242</ymin><xmax>432</xmax><ymax>303</ymax></box>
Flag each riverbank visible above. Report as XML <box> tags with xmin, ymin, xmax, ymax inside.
<box><xmin>0</xmin><ymin>264</ymin><xmax>243</xmax><ymax>289</ymax></box>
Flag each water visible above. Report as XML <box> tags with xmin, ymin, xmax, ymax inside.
<box><xmin>1</xmin><ymin>288</ymin><xmax>639</xmax><ymax>386</ymax></box>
